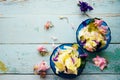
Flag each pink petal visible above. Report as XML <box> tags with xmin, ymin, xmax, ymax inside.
<box><xmin>86</xmin><ymin>47</ymin><xmax>93</xmax><ymax>52</ymax></box>
<box><xmin>34</xmin><ymin>61</ymin><xmax>50</xmax><ymax>74</ymax></box>
<box><xmin>93</xmin><ymin>56</ymin><xmax>108</xmax><ymax>70</ymax></box>
<box><xmin>37</xmin><ymin>46</ymin><xmax>47</xmax><ymax>52</ymax></box>
<box><xmin>94</xmin><ymin>19</ymin><xmax>103</xmax><ymax>27</ymax></box>
<box><xmin>44</xmin><ymin>21</ymin><xmax>54</xmax><ymax>30</ymax></box>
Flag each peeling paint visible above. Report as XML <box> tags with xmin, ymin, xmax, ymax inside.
<box><xmin>0</xmin><ymin>61</ymin><xmax>8</xmax><ymax>72</ymax></box>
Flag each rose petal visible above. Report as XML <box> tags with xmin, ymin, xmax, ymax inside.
<box><xmin>93</xmin><ymin>56</ymin><xmax>108</xmax><ymax>70</ymax></box>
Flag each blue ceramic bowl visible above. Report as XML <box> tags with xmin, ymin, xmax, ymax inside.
<box><xmin>76</xmin><ymin>18</ymin><xmax>111</xmax><ymax>52</ymax></box>
<box><xmin>50</xmin><ymin>43</ymin><xmax>86</xmax><ymax>79</ymax></box>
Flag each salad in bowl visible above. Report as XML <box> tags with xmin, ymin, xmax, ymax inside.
<box><xmin>76</xmin><ymin>18</ymin><xmax>111</xmax><ymax>52</ymax></box>
<box><xmin>50</xmin><ymin>43</ymin><xmax>86</xmax><ymax>79</ymax></box>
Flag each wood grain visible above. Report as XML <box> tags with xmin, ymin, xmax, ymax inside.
<box><xmin>0</xmin><ymin>0</ymin><xmax>120</xmax><ymax>79</ymax></box>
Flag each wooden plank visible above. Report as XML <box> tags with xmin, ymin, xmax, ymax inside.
<box><xmin>0</xmin><ymin>0</ymin><xmax>120</xmax><ymax>15</ymax></box>
<box><xmin>0</xmin><ymin>15</ymin><xmax>120</xmax><ymax>43</ymax></box>
<box><xmin>0</xmin><ymin>44</ymin><xmax>120</xmax><ymax>74</ymax></box>
<box><xmin>0</xmin><ymin>75</ymin><xmax>120</xmax><ymax>80</ymax></box>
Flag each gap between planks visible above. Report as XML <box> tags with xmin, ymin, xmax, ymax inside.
<box><xmin>0</xmin><ymin>73</ymin><xmax>120</xmax><ymax>75</ymax></box>
<box><xmin>0</xmin><ymin>13</ymin><xmax>120</xmax><ymax>18</ymax></box>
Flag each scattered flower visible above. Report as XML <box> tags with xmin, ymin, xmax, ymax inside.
<box><xmin>37</xmin><ymin>45</ymin><xmax>49</xmax><ymax>56</ymax></box>
<box><xmin>44</xmin><ymin>21</ymin><xmax>54</xmax><ymax>30</ymax></box>
<box><xmin>34</xmin><ymin>61</ymin><xmax>50</xmax><ymax>78</ymax></box>
<box><xmin>77</xmin><ymin>1</ymin><xmax>93</xmax><ymax>13</ymax></box>
<box><xmin>59</xmin><ymin>16</ymin><xmax>76</xmax><ymax>30</ymax></box>
<box><xmin>59</xmin><ymin>16</ymin><xmax>69</xmax><ymax>23</ymax></box>
<box><xmin>0</xmin><ymin>60</ymin><xmax>8</xmax><ymax>72</ymax></box>
<box><xmin>93</xmin><ymin>56</ymin><xmax>108</xmax><ymax>70</ymax></box>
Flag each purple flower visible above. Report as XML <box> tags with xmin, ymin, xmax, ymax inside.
<box><xmin>78</xmin><ymin>1</ymin><xmax>93</xmax><ymax>12</ymax></box>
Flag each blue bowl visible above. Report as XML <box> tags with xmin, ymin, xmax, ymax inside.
<box><xmin>50</xmin><ymin>43</ymin><xmax>86</xmax><ymax>79</ymax></box>
<box><xmin>76</xmin><ymin>18</ymin><xmax>111</xmax><ymax>52</ymax></box>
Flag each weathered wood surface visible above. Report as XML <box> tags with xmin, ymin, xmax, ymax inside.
<box><xmin>0</xmin><ymin>0</ymin><xmax>120</xmax><ymax>80</ymax></box>
<box><xmin>0</xmin><ymin>75</ymin><xmax>120</xmax><ymax>80</ymax></box>
<box><xmin>0</xmin><ymin>0</ymin><xmax>120</xmax><ymax>15</ymax></box>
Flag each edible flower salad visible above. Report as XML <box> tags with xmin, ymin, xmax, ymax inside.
<box><xmin>53</xmin><ymin>44</ymin><xmax>81</xmax><ymax>75</ymax></box>
<box><xmin>78</xmin><ymin>18</ymin><xmax>109</xmax><ymax>52</ymax></box>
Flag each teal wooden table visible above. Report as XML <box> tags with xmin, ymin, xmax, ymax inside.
<box><xmin>0</xmin><ymin>0</ymin><xmax>120</xmax><ymax>80</ymax></box>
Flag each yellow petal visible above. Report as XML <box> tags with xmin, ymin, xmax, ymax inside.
<box><xmin>54</xmin><ymin>62</ymin><xmax>65</xmax><ymax>71</ymax></box>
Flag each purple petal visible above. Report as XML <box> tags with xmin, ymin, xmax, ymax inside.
<box><xmin>80</xmin><ymin>40</ymin><xmax>86</xmax><ymax>46</ymax></box>
<box><xmin>80</xmin><ymin>53</ymin><xmax>88</xmax><ymax>57</ymax></box>
<box><xmin>78</xmin><ymin>1</ymin><xmax>93</xmax><ymax>12</ymax></box>
<box><xmin>88</xmin><ymin>6</ymin><xmax>93</xmax><ymax>10</ymax></box>
<box><xmin>79</xmin><ymin>1</ymin><xmax>82</xmax><ymax>5</ymax></box>
<box><xmin>53</xmin><ymin>52</ymin><xmax>59</xmax><ymax>61</ymax></box>
<box><xmin>80</xmin><ymin>2</ymin><xmax>88</xmax><ymax>12</ymax></box>
<box><xmin>71</xmin><ymin>57</ymin><xmax>75</xmax><ymax>64</ymax></box>
<box><xmin>53</xmin><ymin>57</ymin><xmax>58</xmax><ymax>61</ymax></box>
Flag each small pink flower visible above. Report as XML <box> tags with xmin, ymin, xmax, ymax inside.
<box><xmin>93</xmin><ymin>56</ymin><xmax>108</xmax><ymax>70</ymax></box>
<box><xmin>34</xmin><ymin>61</ymin><xmax>50</xmax><ymax>73</ymax></box>
<box><xmin>37</xmin><ymin>46</ymin><xmax>48</xmax><ymax>56</ymax></box>
<box><xmin>44</xmin><ymin>21</ymin><xmax>54</xmax><ymax>30</ymax></box>
<box><xmin>94</xmin><ymin>19</ymin><xmax>103</xmax><ymax>27</ymax></box>
<box><xmin>37</xmin><ymin>45</ymin><xmax>47</xmax><ymax>52</ymax></box>
<box><xmin>34</xmin><ymin>61</ymin><xmax>50</xmax><ymax>78</ymax></box>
